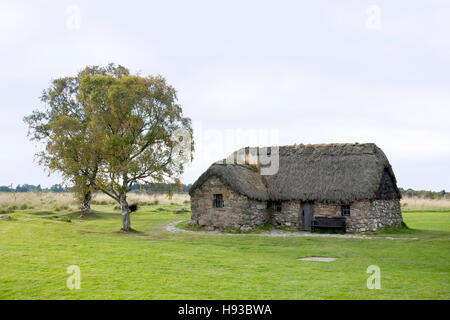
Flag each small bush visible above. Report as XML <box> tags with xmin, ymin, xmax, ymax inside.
<box><xmin>92</xmin><ymin>200</ymin><xmax>111</xmax><ymax>205</ymax></box>
<box><xmin>151</xmin><ymin>200</ymin><xmax>159</xmax><ymax>205</ymax></box>
<box><xmin>54</xmin><ymin>205</ymin><xmax>69</xmax><ymax>212</ymax></box>
<box><xmin>20</xmin><ymin>203</ymin><xmax>28</xmax><ymax>210</ymax></box>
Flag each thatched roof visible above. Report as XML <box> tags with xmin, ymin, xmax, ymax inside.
<box><xmin>189</xmin><ymin>143</ymin><xmax>401</xmax><ymax>203</ymax></box>
<box><xmin>189</xmin><ymin>162</ymin><xmax>269</xmax><ymax>200</ymax></box>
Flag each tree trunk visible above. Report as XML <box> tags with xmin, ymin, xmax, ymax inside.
<box><xmin>119</xmin><ymin>193</ymin><xmax>131</xmax><ymax>231</ymax></box>
<box><xmin>81</xmin><ymin>191</ymin><xmax>93</xmax><ymax>215</ymax></box>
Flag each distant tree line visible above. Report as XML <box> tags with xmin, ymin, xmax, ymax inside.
<box><xmin>399</xmin><ymin>188</ymin><xmax>449</xmax><ymax>200</ymax></box>
<box><xmin>0</xmin><ymin>184</ymin><xmax>64</xmax><ymax>193</ymax></box>
<box><xmin>0</xmin><ymin>183</ymin><xmax>192</xmax><ymax>194</ymax></box>
<box><xmin>129</xmin><ymin>183</ymin><xmax>192</xmax><ymax>194</ymax></box>
<box><xmin>2</xmin><ymin>185</ymin><xmax>446</xmax><ymax>200</ymax></box>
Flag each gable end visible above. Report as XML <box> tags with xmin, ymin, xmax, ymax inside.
<box><xmin>375</xmin><ymin>168</ymin><xmax>401</xmax><ymax>200</ymax></box>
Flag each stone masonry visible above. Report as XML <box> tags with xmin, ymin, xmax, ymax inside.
<box><xmin>271</xmin><ymin>200</ymin><xmax>301</xmax><ymax>229</ymax></box>
<box><xmin>190</xmin><ymin>177</ymin><xmax>268</xmax><ymax>232</ymax></box>
<box><xmin>190</xmin><ymin>177</ymin><xmax>403</xmax><ymax>233</ymax></box>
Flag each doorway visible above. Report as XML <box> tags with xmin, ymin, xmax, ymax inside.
<box><xmin>300</xmin><ymin>202</ymin><xmax>315</xmax><ymax>231</ymax></box>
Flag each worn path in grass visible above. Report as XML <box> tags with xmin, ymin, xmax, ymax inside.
<box><xmin>167</xmin><ymin>220</ymin><xmax>420</xmax><ymax>240</ymax></box>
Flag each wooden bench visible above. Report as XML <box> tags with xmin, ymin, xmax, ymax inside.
<box><xmin>311</xmin><ymin>216</ymin><xmax>346</xmax><ymax>233</ymax></box>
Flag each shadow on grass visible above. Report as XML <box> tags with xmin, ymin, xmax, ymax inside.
<box><xmin>65</xmin><ymin>210</ymin><xmax>120</xmax><ymax>220</ymax></box>
<box><xmin>402</xmin><ymin>208</ymin><xmax>450</xmax><ymax>213</ymax></box>
<box><xmin>365</xmin><ymin>223</ymin><xmax>449</xmax><ymax>239</ymax></box>
<box><xmin>116</xmin><ymin>228</ymin><xmax>147</xmax><ymax>236</ymax></box>
<box><xmin>26</xmin><ymin>211</ymin><xmax>57</xmax><ymax>216</ymax></box>
<box><xmin>176</xmin><ymin>220</ymin><xmax>449</xmax><ymax>240</ymax></box>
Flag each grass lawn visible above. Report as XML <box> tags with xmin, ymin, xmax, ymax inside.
<box><xmin>0</xmin><ymin>205</ymin><xmax>449</xmax><ymax>299</ymax></box>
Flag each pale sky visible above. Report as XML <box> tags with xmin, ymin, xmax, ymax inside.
<box><xmin>0</xmin><ymin>0</ymin><xmax>449</xmax><ymax>191</ymax></box>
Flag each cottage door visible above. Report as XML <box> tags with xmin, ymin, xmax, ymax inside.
<box><xmin>301</xmin><ymin>202</ymin><xmax>314</xmax><ymax>231</ymax></box>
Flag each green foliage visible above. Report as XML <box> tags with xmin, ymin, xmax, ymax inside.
<box><xmin>76</xmin><ymin>65</ymin><xmax>194</xmax><ymax>230</ymax></box>
<box><xmin>0</xmin><ymin>186</ymin><xmax>11</xmax><ymax>192</ymax></box>
<box><xmin>24</xmin><ymin>66</ymin><xmax>113</xmax><ymax>210</ymax></box>
<box><xmin>24</xmin><ymin>63</ymin><xmax>194</xmax><ymax>230</ymax></box>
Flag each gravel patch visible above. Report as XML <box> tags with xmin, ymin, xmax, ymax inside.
<box><xmin>297</xmin><ymin>257</ymin><xmax>337</xmax><ymax>262</ymax></box>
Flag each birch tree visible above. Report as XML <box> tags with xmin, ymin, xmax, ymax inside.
<box><xmin>78</xmin><ymin>70</ymin><xmax>194</xmax><ymax>231</ymax></box>
<box><xmin>24</xmin><ymin>64</ymin><xmax>128</xmax><ymax>214</ymax></box>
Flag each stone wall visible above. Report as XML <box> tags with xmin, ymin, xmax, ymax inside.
<box><xmin>306</xmin><ymin>200</ymin><xmax>402</xmax><ymax>233</ymax></box>
<box><xmin>367</xmin><ymin>199</ymin><xmax>403</xmax><ymax>231</ymax></box>
<box><xmin>271</xmin><ymin>200</ymin><xmax>301</xmax><ymax>229</ymax></box>
<box><xmin>190</xmin><ymin>177</ymin><xmax>268</xmax><ymax>231</ymax></box>
<box><xmin>190</xmin><ymin>177</ymin><xmax>403</xmax><ymax>233</ymax></box>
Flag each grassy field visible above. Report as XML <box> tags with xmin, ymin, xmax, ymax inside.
<box><xmin>0</xmin><ymin>193</ymin><xmax>449</xmax><ymax>300</ymax></box>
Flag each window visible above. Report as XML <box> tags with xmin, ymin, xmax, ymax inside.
<box><xmin>274</xmin><ymin>201</ymin><xmax>282</xmax><ymax>212</ymax></box>
<box><xmin>341</xmin><ymin>205</ymin><xmax>351</xmax><ymax>216</ymax></box>
<box><xmin>213</xmin><ymin>194</ymin><xmax>224</xmax><ymax>208</ymax></box>
<box><xmin>267</xmin><ymin>201</ymin><xmax>281</xmax><ymax>212</ymax></box>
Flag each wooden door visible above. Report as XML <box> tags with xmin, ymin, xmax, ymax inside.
<box><xmin>301</xmin><ymin>202</ymin><xmax>315</xmax><ymax>231</ymax></box>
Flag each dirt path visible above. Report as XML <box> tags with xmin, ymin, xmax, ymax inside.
<box><xmin>166</xmin><ymin>220</ymin><xmax>419</xmax><ymax>240</ymax></box>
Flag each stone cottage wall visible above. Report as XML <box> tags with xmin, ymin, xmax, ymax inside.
<box><xmin>191</xmin><ymin>177</ymin><xmax>403</xmax><ymax>233</ymax></box>
<box><xmin>314</xmin><ymin>199</ymin><xmax>402</xmax><ymax>233</ymax></box>
<box><xmin>190</xmin><ymin>176</ymin><xmax>268</xmax><ymax>231</ymax></box>
<box><xmin>367</xmin><ymin>199</ymin><xmax>403</xmax><ymax>231</ymax></box>
<box><xmin>271</xmin><ymin>200</ymin><xmax>301</xmax><ymax>229</ymax></box>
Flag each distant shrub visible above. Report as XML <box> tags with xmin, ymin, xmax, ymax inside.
<box><xmin>151</xmin><ymin>200</ymin><xmax>159</xmax><ymax>205</ymax></box>
<box><xmin>92</xmin><ymin>200</ymin><xmax>111</xmax><ymax>205</ymax></box>
<box><xmin>20</xmin><ymin>203</ymin><xmax>28</xmax><ymax>210</ymax></box>
<box><xmin>54</xmin><ymin>205</ymin><xmax>68</xmax><ymax>212</ymax></box>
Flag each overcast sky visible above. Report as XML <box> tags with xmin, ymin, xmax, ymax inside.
<box><xmin>0</xmin><ymin>0</ymin><xmax>449</xmax><ymax>191</ymax></box>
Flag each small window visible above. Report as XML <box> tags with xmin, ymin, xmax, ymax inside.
<box><xmin>267</xmin><ymin>201</ymin><xmax>273</xmax><ymax>209</ymax></box>
<box><xmin>274</xmin><ymin>201</ymin><xmax>282</xmax><ymax>212</ymax></box>
<box><xmin>341</xmin><ymin>205</ymin><xmax>351</xmax><ymax>216</ymax></box>
<box><xmin>213</xmin><ymin>194</ymin><xmax>224</xmax><ymax>208</ymax></box>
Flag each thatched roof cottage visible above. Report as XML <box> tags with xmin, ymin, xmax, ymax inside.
<box><xmin>189</xmin><ymin>143</ymin><xmax>403</xmax><ymax>233</ymax></box>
